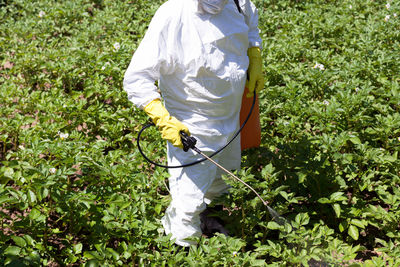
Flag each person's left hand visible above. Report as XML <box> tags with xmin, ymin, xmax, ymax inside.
<box><xmin>246</xmin><ymin>47</ymin><xmax>264</xmax><ymax>98</ymax></box>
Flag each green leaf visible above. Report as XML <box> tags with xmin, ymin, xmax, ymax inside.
<box><xmin>317</xmin><ymin>197</ymin><xmax>330</xmax><ymax>204</ymax></box>
<box><xmin>83</xmin><ymin>251</ymin><xmax>102</xmax><ymax>260</ymax></box>
<box><xmin>348</xmin><ymin>225</ymin><xmax>359</xmax><ymax>240</ymax></box>
<box><xmin>267</xmin><ymin>221</ymin><xmax>281</xmax><ymax>230</ymax></box>
<box><xmin>339</xmin><ymin>222</ymin><xmax>345</xmax><ymax>232</ymax></box>
<box><xmin>74</xmin><ymin>243</ymin><xmax>83</xmax><ymax>254</ymax></box>
<box><xmin>12</xmin><ymin>236</ymin><xmax>27</xmax><ymax>247</ymax></box>
<box><xmin>351</xmin><ymin>219</ymin><xmax>366</xmax><ymax>229</ymax></box>
<box><xmin>85</xmin><ymin>259</ymin><xmax>100</xmax><ymax>267</ymax></box>
<box><xmin>27</xmin><ymin>190</ymin><xmax>36</xmax><ymax>203</ymax></box>
<box><xmin>383</xmin><ymin>155</ymin><xmax>397</xmax><ymax>163</ymax></box>
<box><xmin>4</xmin><ymin>246</ymin><xmax>21</xmax><ymax>256</ymax></box>
<box><xmin>279</xmin><ymin>191</ymin><xmax>289</xmax><ymax>201</ymax></box>
<box><xmin>4</xmin><ymin>167</ymin><xmax>14</xmax><ymax>178</ymax></box>
<box><xmin>24</xmin><ymin>235</ymin><xmax>35</xmax><ymax>247</ymax></box>
<box><xmin>363</xmin><ymin>260</ymin><xmax>377</xmax><ymax>267</ymax></box>
<box><xmin>295</xmin><ymin>213</ymin><xmax>310</xmax><ymax>226</ymax></box>
<box><xmin>349</xmin><ymin>136</ymin><xmax>361</xmax><ymax>145</ymax></box>
<box><xmin>330</xmin><ymin>192</ymin><xmax>347</xmax><ymax>202</ymax></box>
<box><xmin>29</xmin><ymin>208</ymin><xmax>41</xmax><ymax>221</ymax></box>
<box><xmin>333</xmin><ymin>203</ymin><xmax>341</xmax><ymax>218</ymax></box>
<box><xmin>154</xmin><ymin>204</ymin><xmax>161</xmax><ymax>215</ymax></box>
<box><xmin>106</xmin><ymin>247</ymin><xmax>120</xmax><ymax>260</ymax></box>
<box><xmin>52</xmin><ymin>228</ymin><xmax>61</xmax><ymax>234</ymax></box>
<box><xmin>298</xmin><ymin>172</ymin><xmax>306</xmax><ymax>184</ymax></box>
<box><xmin>0</xmin><ymin>194</ymin><xmax>10</xmax><ymax>205</ymax></box>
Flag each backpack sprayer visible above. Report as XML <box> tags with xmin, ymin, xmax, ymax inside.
<box><xmin>137</xmin><ymin>91</ymin><xmax>286</xmax><ymax>224</ymax></box>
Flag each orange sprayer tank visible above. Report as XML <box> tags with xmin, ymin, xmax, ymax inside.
<box><xmin>240</xmin><ymin>87</ymin><xmax>261</xmax><ymax>150</ymax></box>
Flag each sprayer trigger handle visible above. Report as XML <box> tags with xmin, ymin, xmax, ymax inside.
<box><xmin>180</xmin><ymin>131</ymin><xmax>197</xmax><ymax>152</ymax></box>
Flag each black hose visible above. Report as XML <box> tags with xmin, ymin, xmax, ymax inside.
<box><xmin>137</xmin><ymin>90</ymin><xmax>257</xmax><ymax>168</ymax></box>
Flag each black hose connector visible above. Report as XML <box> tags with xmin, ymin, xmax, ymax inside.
<box><xmin>180</xmin><ymin>131</ymin><xmax>197</xmax><ymax>152</ymax></box>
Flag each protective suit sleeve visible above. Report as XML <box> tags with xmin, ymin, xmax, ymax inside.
<box><xmin>239</xmin><ymin>0</ymin><xmax>262</xmax><ymax>49</ymax></box>
<box><xmin>123</xmin><ymin>4</ymin><xmax>175</xmax><ymax>109</ymax></box>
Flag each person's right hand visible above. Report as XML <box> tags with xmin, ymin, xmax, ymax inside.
<box><xmin>144</xmin><ymin>99</ymin><xmax>190</xmax><ymax>148</ymax></box>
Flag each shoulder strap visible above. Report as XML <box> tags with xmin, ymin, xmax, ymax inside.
<box><xmin>233</xmin><ymin>0</ymin><xmax>242</xmax><ymax>14</ymax></box>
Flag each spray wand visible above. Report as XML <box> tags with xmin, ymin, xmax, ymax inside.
<box><xmin>180</xmin><ymin>131</ymin><xmax>285</xmax><ymax>224</ymax></box>
<box><xmin>180</xmin><ymin>131</ymin><xmax>267</xmax><ymax>206</ymax></box>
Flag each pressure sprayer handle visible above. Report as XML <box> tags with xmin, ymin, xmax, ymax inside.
<box><xmin>180</xmin><ymin>131</ymin><xmax>197</xmax><ymax>152</ymax></box>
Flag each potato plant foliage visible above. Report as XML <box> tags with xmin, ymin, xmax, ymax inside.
<box><xmin>1</xmin><ymin>0</ymin><xmax>399</xmax><ymax>266</ymax></box>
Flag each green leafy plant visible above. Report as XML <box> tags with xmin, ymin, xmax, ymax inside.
<box><xmin>1</xmin><ymin>0</ymin><xmax>399</xmax><ymax>265</ymax></box>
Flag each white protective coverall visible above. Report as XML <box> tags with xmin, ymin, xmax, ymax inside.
<box><xmin>124</xmin><ymin>0</ymin><xmax>262</xmax><ymax>246</ymax></box>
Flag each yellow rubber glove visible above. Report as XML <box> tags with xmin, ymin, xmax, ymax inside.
<box><xmin>246</xmin><ymin>47</ymin><xmax>264</xmax><ymax>98</ymax></box>
<box><xmin>144</xmin><ymin>99</ymin><xmax>190</xmax><ymax>148</ymax></box>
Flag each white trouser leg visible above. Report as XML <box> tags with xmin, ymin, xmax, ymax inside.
<box><xmin>204</xmin><ymin>136</ymin><xmax>241</xmax><ymax>204</ymax></box>
<box><xmin>162</xmin><ymin>151</ymin><xmax>217</xmax><ymax>246</ymax></box>
<box><xmin>162</xmin><ymin>137</ymin><xmax>240</xmax><ymax>246</ymax></box>
<box><xmin>203</xmin><ymin>174</ymin><xmax>231</xmax><ymax>205</ymax></box>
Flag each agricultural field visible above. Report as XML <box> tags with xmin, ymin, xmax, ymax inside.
<box><xmin>0</xmin><ymin>0</ymin><xmax>399</xmax><ymax>266</ymax></box>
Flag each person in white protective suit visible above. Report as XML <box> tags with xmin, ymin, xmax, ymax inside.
<box><xmin>123</xmin><ymin>0</ymin><xmax>263</xmax><ymax>247</ymax></box>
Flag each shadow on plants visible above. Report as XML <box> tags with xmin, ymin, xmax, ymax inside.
<box><xmin>249</xmin><ymin>135</ymin><xmax>338</xmax><ymax>190</ymax></box>
<box><xmin>0</xmin><ymin>257</ymin><xmax>40</xmax><ymax>267</ymax></box>
<box><xmin>243</xmin><ymin>135</ymin><xmax>340</xmax><ymax>222</ymax></box>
